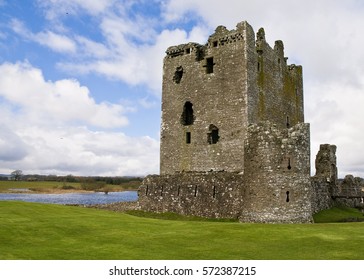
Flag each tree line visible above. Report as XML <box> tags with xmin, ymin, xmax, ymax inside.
<box><xmin>1</xmin><ymin>170</ymin><xmax>143</xmax><ymax>185</ymax></box>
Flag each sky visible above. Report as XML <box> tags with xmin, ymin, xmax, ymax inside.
<box><xmin>0</xmin><ymin>0</ymin><xmax>364</xmax><ymax>177</ymax></box>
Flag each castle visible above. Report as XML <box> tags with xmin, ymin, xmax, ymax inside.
<box><xmin>138</xmin><ymin>21</ymin><xmax>364</xmax><ymax>223</ymax></box>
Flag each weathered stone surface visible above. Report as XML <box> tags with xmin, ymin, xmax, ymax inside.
<box><xmin>160</xmin><ymin>21</ymin><xmax>303</xmax><ymax>175</ymax></box>
<box><xmin>139</xmin><ymin>172</ymin><xmax>242</xmax><ymax>219</ymax></box>
<box><xmin>314</xmin><ymin>144</ymin><xmax>338</xmax><ymax>183</ymax></box>
<box><xmin>241</xmin><ymin>122</ymin><xmax>312</xmax><ymax>223</ymax></box>
<box><xmin>334</xmin><ymin>175</ymin><xmax>364</xmax><ymax>207</ymax></box>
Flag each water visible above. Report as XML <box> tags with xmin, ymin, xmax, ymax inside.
<box><xmin>0</xmin><ymin>191</ymin><xmax>138</xmax><ymax>205</ymax></box>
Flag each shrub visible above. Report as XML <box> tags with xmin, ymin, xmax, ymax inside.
<box><xmin>61</xmin><ymin>185</ymin><xmax>76</xmax><ymax>190</ymax></box>
<box><xmin>80</xmin><ymin>178</ymin><xmax>106</xmax><ymax>191</ymax></box>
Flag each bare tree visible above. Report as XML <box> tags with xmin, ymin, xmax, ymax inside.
<box><xmin>11</xmin><ymin>170</ymin><xmax>23</xmax><ymax>181</ymax></box>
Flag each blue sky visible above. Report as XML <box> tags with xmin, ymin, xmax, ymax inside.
<box><xmin>1</xmin><ymin>0</ymin><xmax>364</xmax><ymax>177</ymax></box>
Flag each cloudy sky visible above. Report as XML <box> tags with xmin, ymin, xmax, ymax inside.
<box><xmin>0</xmin><ymin>0</ymin><xmax>363</xmax><ymax>177</ymax></box>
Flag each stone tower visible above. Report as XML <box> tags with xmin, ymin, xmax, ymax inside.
<box><xmin>139</xmin><ymin>21</ymin><xmax>312</xmax><ymax>223</ymax></box>
<box><xmin>160</xmin><ymin>21</ymin><xmax>304</xmax><ymax>175</ymax></box>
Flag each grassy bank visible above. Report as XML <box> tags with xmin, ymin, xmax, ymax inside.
<box><xmin>0</xmin><ymin>180</ymin><xmax>138</xmax><ymax>193</ymax></box>
<box><xmin>313</xmin><ymin>206</ymin><xmax>364</xmax><ymax>223</ymax></box>
<box><xmin>1</xmin><ymin>201</ymin><xmax>363</xmax><ymax>260</ymax></box>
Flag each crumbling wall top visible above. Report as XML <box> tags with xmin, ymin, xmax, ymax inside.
<box><xmin>314</xmin><ymin>144</ymin><xmax>338</xmax><ymax>183</ymax></box>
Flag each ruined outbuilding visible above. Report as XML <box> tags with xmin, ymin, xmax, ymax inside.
<box><xmin>138</xmin><ymin>21</ymin><xmax>363</xmax><ymax>223</ymax></box>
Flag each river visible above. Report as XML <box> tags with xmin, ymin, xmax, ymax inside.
<box><xmin>0</xmin><ymin>190</ymin><xmax>138</xmax><ymax>205</ymax></box>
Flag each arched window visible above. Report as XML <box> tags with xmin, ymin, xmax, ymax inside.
<box><xmin>181</xmin><ymin>101</ymin><xmax>194</xmax><ymax>125</ymax></box>
<box><xmin>207</xmin><ymin>124</ymin><xmax>219</xmax><ymax>144</ymax></box>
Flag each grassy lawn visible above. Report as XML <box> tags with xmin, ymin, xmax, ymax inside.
<box><xmin>0</xmin><ymin>201</ymin><xmax>363</xmax><ymax>260</ymax></box>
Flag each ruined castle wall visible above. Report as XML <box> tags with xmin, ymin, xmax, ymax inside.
<box><xmin>138</xmin><ymin>172</ymin><xmax>243</xmax><ymax>219</ymax></box>
<box><xmin>160</xmin><ymin>22</ymin><xmax>254</xmax><ymax>174</ymax></box>
<box><xmin>334</xmin><ymin>175</ymin><xmax>364</xmax><ymax>208</ymax></box>
<box><xmin>246</xmin><ymin>28</ymin><xmax>304</xmax><ymax>129</ymax></box>
<box><xmin>311</xmin><ymin>178</ymin><xmax>334</xmax><ymax>214</ymax></box>
<box><xmin>311</xmin><ymin>144</ymin><xmax>338</xmax><ymax>213</ymax></box>
<box><xmin>241</xmin><ymin>122</ymin><xmax>312</xmax><ymax>223</ymax></box>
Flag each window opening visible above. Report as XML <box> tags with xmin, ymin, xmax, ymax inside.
<box><xmin>286</xmin><ymin>116</ymin><xmax>290</xmax><ymax>128</ymax></box>
<box><xmin>181</xmin><ymin>101</ymin><xmax>194</xmax><ymax>125</ymax></box>
<box><xmin>205</xmin><ymin>57</ymin><xmax>215</xmax><ymax>74</ymax></box>
<box><xmin>207</xmin><ymin>124</ymin><xmax>220</xmax><ymax>144</ymax></box>
<box><xmin>287</xmin><ymin>158</ymin><xmax>292</xmax><ymax>170</ymax></box>
<box><xmin>186</xmin><ymin>132</ymin><xmax>191</xmax><ymax>144</ymax></box>
<box><xmin>145</xmin><ymin>185</ymin><xmax>149</xmax><ymax>195</ymax></box>
<box><xmin>257</xmin><ymin>62</ymin><xmax>260</xmax><ymax>72</ymax></box>
<box><xmin>185</xmin><ymin>48</ymin><xmax>191</xmax><ymax>54</ymax></box>
<box><xmin>173</xmin><ymin>66</ymin><xmax>183</xmax><ymax>84</ymax></box>
<box><xmin>286</xmin><ymin>191</ymin><xmax>290</xmax><ymax>202</ymax></box>
<box><xmin>194</xmin><ymin>186</ymin><xmax>198</xmax><ymax>197</ymax></box>
<box><xmin>213</xmin><ymin>41</ymin><xmax>218</xmax><ymax>47</ymax></box>
<box><xmin>177</xmin><ymin>186</ymin><xmax>180</xmax><ymax>196</ymax></box>
<box><xmin>213</xmin><ymin>186</ymin><xmax>216</xmax><ymax>198</ymax></box>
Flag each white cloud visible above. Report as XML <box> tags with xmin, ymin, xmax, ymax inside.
<box><xmin>75</xmin><ymin>36</ymin><xmax>110</xmax><ymax>58</ymax></box>
<box><xmin>35</xmin><ymin>31</ymin><xmax>77</xmax><ymax>53</ymax></box>
<box><xmin>14</xmin><ymin>126</ymin><xmax>159</xmax><ymax>176</ymax></box>
<box><xmin>57</xmin><ymin>25</ymin><xmax>208</xmax><ymax>94</ymax></box>
<box><xmin>0</xmin><ymin>126</ymin><xmax>29</xmax><ymax>162</ymax></box>
<box><xmin>10</xmin><ymin>19</ymin><xmax>77</xmax><ymax>54</ymax></box>
<box><xmin>307</xmin><ymin>80</ymin><xmax>364</xmax><ymax>177</ymax></box>
<box><xmin>0</xmin><ymin>61</ymin><xmax>159</xmax><ymax>176</ymax></box>
<box><xmin>0</xmin><ymin>61</ymin><xmax>128</xmax><ymax>128</ymax></box>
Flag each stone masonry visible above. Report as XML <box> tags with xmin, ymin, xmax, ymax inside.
<box><xmin>138</xmin><ymin>20</ymin><xmax>363</xmax><ymax>223</ymax></box>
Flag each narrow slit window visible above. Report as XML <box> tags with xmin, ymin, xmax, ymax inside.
<box><xmin>286</xmin><ymin>191</ymin><xmax>290</xmax><ymax>202</ymax></box>
<box><xmin>287</xmin><ymin>158</ymin><xmax>292</xmax><ymax>170</ymax></box>
<box><xmin>194</xmin><ymin>186</ymin><xmax>198</xmax><ymax>197</ymax></box>
<box><xmin>213</xmin><ymin>186</ymin><xmax>216</xmax><ymax>198</ymax></box>
<box><xmin>286</xmin><ymin>116</ymin><xmax>290</xmax><ymax>128</ymax></box>
<box><xmin>206</xmin><ymin>57</ymin><xmax>214</xmax><ymax>74</ymax></box>
<box><xmin>145</xmin><ymin>185</ymin><xmax>149</xmax><ymax>195</ymax></box>
<box><xmin>186</xmin><ymin>132</ymin><xmax>191</xmax><ymax>144</ymax></box>
<box><xmin>177</xmin><ymin>186</ymin><xmax>180</xmax><ymax>196</ymax></box>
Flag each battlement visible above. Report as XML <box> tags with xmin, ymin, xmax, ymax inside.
<box><xmin>165</xmin><ymin>21</ymin><xmax>299</xmax><ymax>75</ymax></box>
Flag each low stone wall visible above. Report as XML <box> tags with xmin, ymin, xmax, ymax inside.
<box><xmin>310</xmin><ymin>177</ymin><xmax>334</xmax><ymax>214</ymax></box>
<box><xmin>138</xmin><ymin>172</ymin><xmax>243</xmax><ymax>219</ymax></box>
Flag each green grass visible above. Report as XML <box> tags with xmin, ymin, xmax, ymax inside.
<box><xmin>0</xmin><ymin>180</ymin><xmax>135</xmax><ymax>192</ymax></box>
<box><xmin>125</xmin><ymin>210</ymin><xmax>238</xmax><ymax>222</ymax></box>
<box><xmin>1</xmin><ymin>201</ymin><xmax>364</xmax><ymax>260</ymax></box>
<box><xmin>313</xmin><ymin>206</ymin><xmax>364</xmax><ymax>223</ymax></box>
<box><xmin>0</xmin><ymin>181</ymin><xmax>81</xmax><ymax>192</ymax></box>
